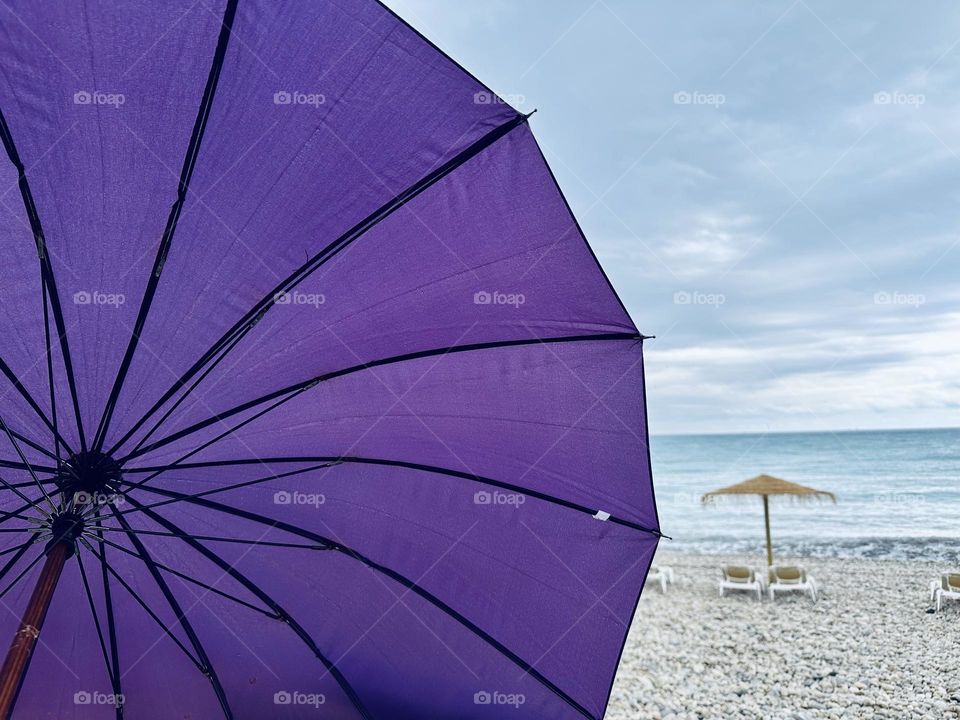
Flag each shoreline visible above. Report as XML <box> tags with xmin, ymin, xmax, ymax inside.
<box><xmin>650</xmin><ymin>426</ymin><xmax>960</xmax><ymax>440</ymax></box>
<box><xmin>606</xmin><ymin>551</ymin><xmax>959</xmax><ymax>719</ymax></box>
<box><xmin>657</xmin><ymin>537</ymin><xmax>960</xmax><ymax>563</ymax></box>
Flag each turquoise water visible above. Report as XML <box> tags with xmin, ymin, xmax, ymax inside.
<box><xmin>651</xmin><ymin>428</ymin><xmax>959</xmax><ymax>561</ymax></box>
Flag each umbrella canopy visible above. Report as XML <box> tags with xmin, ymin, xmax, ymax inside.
<box><xmin>0</xmin><ymin>1</ymin><xmax>660</xmax><ymax>718</ymax></box>
<box><xmin>702</xmin><ymin>475</ymin><xmax>835</xmax><ymax>565</ymax></box>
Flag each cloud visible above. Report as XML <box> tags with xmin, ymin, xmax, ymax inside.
<box><xmin>383</xmin><ymin>0</ymin><xmax>960</xmax><ymax>434</ymax></box>
<box><xmin>646</xmin><ymin>311</ymin><xmax>960</xmax><ymax>433</ymax></box>
<box><xmin>660</xmin><ymin>209</ymin><xmax>761</xmax><ymax>274</ymax></box>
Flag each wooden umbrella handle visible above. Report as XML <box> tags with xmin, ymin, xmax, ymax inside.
<box><xmin>0</xmin><ymin>542</ymin><xmax>70</xmax><ymax>719</ymax></box>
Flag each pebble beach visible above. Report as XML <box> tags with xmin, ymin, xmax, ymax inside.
<box><xmin>606</xmin><ymin>551</ymin><xmax>959</xmax><ymax>720</ymax></box>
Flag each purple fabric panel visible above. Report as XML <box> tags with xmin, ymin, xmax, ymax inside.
<box><xmin>17</xmin><ymin>559</ymin><xmax>140</xmax><ymax>720</ymax></box>
<box><xmin>9</xmin><ymin>515</ymin><xmax>366</xmax><ymax>719</ymax></box>
<box><xmin>0</xmin><ymin>469</ymin><xmax>50</xmax><ymax>511</ymax></box>
<box><xmin>0</xmin><ymin>159</ymin><xmax>59</xmax><ymax>448</ymax></box>
<box><xmin>1</xmin><ymin>464</ymin><xmax>53</xmax><ymax>493</ymax></box>
<box><xmin>15</xmin><ymin>540</ymin><xmax>227</xmax><ymax>719</ymax></box>
<box><xmin>135</xmin><ymin>462</ymin><xmax>657</xmax><ymax>717</ymax></box>
<box><xmin>122</xmin><ymin>498</ymin><xmax>638</xmax><ymax>720</ymax></box>
<box><xmin>0</xmin><ymin>1</ymin><xmax>226</xmax><ymax>441</ymax></box>
<box><xmin>110</xmin><ymin>515</ymin><xmax>368</xmax><ymax>720</ymax></box>
<box><xmin>106</xmin><ymin>0</ymin><xmax>517</xmax><ymax>447</ymax></box>
<box><xmin>124</xmin><ymin>124</ymin><xmax>635</xmax><ymax>452</ymax></box>
<box><xmin>133</xmin><ymin>340</ymin><xmax>657</xmax><ymax>530</ymax></box>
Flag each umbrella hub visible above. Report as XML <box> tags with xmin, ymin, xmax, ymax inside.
<box><xmin>54</xmin><ymin>450</ymin><xmax>123</xmax><ymax>503</ymax></box>
<box><xmin>46</xmin><ymin>511</ymin><xmax>85</xmax><ymax>556</ymax></box>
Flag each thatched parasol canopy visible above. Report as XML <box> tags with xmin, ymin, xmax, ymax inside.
<box><xmin>702</xmin><ymin>474</ymin><xmax>836</xmax><ymax>564</ymax></box>
<box><xmin>702</xmin><ymin>474</ymin><xmax>836</xmax><ymax>503</ymax></box>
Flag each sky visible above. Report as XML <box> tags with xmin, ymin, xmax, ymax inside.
<box><xmin>386</xmin><ymin>0</ymin><xmax>960</xmax><ymax>435</ymax></box>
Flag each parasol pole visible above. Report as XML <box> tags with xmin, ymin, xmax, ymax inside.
<box><xmin>0</xmin><ymin>540</ymin><xmax>70</xmax><ymax>718</ymax></box>
<box><xmin>762</xmin><ymin>494</ymin><xmax>773</xmax><ymax>566</ymax></box>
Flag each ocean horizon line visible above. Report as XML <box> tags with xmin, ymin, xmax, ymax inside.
<box><xmin>651</xmin><ymin>425</ymin><xmax>960</xmax><ymax>440</ymax></box>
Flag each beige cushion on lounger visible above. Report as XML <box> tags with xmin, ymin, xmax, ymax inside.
<box><xmin>724</xmin><ymin>565</ymin><xmax>754</xmax><ymax>583</ymax></box>
<box><xmin>941</xmin><ymin>574</ymin><xmax>960</xmax><ymax>592</ymax></box>
<box><xmin>770</xmin><ymin>566</ymin><xmax>805</xmax><ymax>584</ymax></box>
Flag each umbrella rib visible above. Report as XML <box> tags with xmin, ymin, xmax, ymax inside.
<box><xmin>5</xmin><ymin>477</ymin><xmax>56</xmax><ymax>493</ymax></box>
<box><xmin>42</xmin><ymin>284</ymin><xmax>64</xmax><ymax>475</ymax></box>
<box><xmin>121</xmin><ymin>456</ymin><xmax>663</xmax><ymax>538</ymax></box>
<box><xmin>95</xmin><ymin>532</ymin><xmax>123</xmax><ymax>717</ymax></box>
<box><xmin>0</xmin><ymin>459</ymin><xmax>57</xmax><ymax>475</ymax></box>
<box><xmin>0</xmin><ymin>536</ymin><xmax>39</xmax><ymax>587</ymax></box>
<box><xmin>0</xmin><ymin>360</ymin><xmax>73</xmax><ymax>458</ymax></box>
<box><xmin>5</xmin><ymin>481</ymin><xmax>55</xmax><ymax>494</ymax></box>
<box><xmin>0</xmin><ymin>361</ymin><xmax>48</xmax><ymax>440</ymax></box>
<box><xmin>122</xmin><ymin>332</ymin><xmax>641</xmax><ymax>464</ymax></box>
<box><xmin>0</xmin><ymin>416</ymin><xmax>57</xmax><ymax>514</ymax></box>
<box><xmin>0</xmin><ymin>468</ymin><xmax>51</xmax><ymax>520</ymax></box>
<box><xmin>81</xmin><ymin>511</ymin><xmax>125</xmax><ymax>718</ymax></box>
<box><xmin>0</xmin><ymin>543</ymin><xmax>34</xmax><ymax>559</ymax></box>
<box><xmin>128</xmin><ymin>486</ymin><xmax>597</xmax><ymax>719</ymax></box>
<box><xmin>0</xmin><ymin>500</ymin><xmax>48</xmax><ymax>531</ymax></box>
<box><xmin>76</xmin><ymin>550</ymin><xmax>121</xmax><ymax>711</ymax></box>
<box><xmin>94</xmin><ymin>524</ymin><xmax>331</xmax><ymax>552</ymax></box>
<box><xmin>0</xmin><ymin>108</ymin><xmax>87</xmax><ymax>452</ymax></box>
<box><xmin>0</xmin><ymin>548</ymin><xmax>46</xmax><ymax>601</ymax></box>
<box><xmin>108</xmin><ymin>508</ymin><xmax>233</xmax><ymax>719</ymax></box>
<box><xmin>127</xmin><ymin>324</ymin><xmax>248</xmax><ymax>457</ymax></box>
<box><xmin>96</xmin><ymin>534</ymin><xmax>279</xmax><ymax>620</ymax></box>
<box><xmin>127</xmin><ymin>498</ymin><xmax>375</xmax><ymax>720</ymax></box>
<box><xmin>120</xmin><ymin>389</ymin><xmax>313</xmax><ymax>488</ymax></box>
<box><xmin>81</xmin><ymin>539</ymin><xmax>205</xmax><ymax>673</ymax></box>
<box><xmin>115</xmin><ymin>461</ymin><xmax>335</xmax><ymax>516</ymax></box>
<box><xmin>105</xmin><ymin>111</ymin><xmax>533</xmax><ymax>459</ymax></box>
<box><xmin>6</xmin><ymin>430</ymin><xmax>60</xmax><ymax>463</ymax></box>
<box><xmin>91</xmin><ymin>0</ymin><xmax>241</xmax><ymax>453</ymax></box>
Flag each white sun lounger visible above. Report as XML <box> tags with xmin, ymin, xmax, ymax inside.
<box><xmin>646</xmin><ymin>565</ymin><xmax>675</xmax><ymax>593</ymax></box>
<box><xmin>767</xmin><ymin>565</ymin><xmax>818</xmax><ymax>602</ymax></box>
<box><xmin>930</xmin><ymin>573</ymin><xmax>960</xmax><ymax>611</ymax></box>
<box><xmin>718</xmin><ymin>565</ymin><xmax>763</xmax><ymax>601</ymax></box>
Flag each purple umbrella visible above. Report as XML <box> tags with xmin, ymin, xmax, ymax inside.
<box><xmin>0</xmin><ymin>1</ymin><xmax>660</xmax><ymax>717</ymax></box>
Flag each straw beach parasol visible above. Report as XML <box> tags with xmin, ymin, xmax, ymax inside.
<box><xmin>702</xmin><ymin>475</ymin><xmax>836</xmax><ymax>565</ymax></box>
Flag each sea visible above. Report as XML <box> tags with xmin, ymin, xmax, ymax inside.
<box><xmin>651</xmin><ymin>427</ymin><xmax>959</xmax><ymax>562</ymax></box>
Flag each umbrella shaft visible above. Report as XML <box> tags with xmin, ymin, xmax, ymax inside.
<box><xmin>0</xmin><ymin>542</ymin><xmax>69</xmax><ymax>719</ymax></box>
<box><xmin>763</xmin><ymin>495</ymin><xmax>773</xmax><ymax>566</ymax></box>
